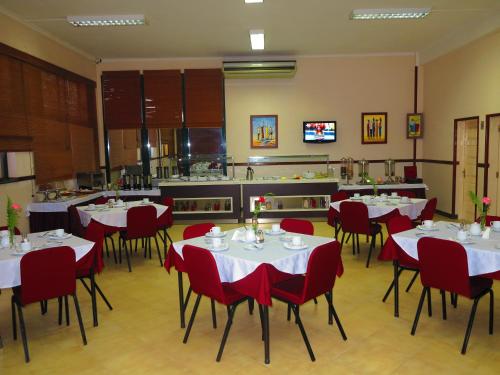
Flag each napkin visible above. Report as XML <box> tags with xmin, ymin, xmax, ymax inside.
<box><xmin>231</xmin><ymin>229</ymin><xmax>246</xmax><ymax>242</ymax></box>
<box><xmin>482</xmin><ymin>228</ymin><xmax>490</xmax><ymax>240</ymax></box>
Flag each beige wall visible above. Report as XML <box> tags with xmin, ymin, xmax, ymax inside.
<box><xmin>0</xmin><ymin>12</ymin><xmax>96</xmax><ymax>231</ymax></box>
<box><xmin>422</xmin><ymin>30</ymin><xmax>500</xmax><ymax>215</ymax></box>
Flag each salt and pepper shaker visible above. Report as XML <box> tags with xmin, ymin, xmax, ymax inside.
<box><xmin>255</xmin><ymin>229</ymin><xmax>265</xmax><ymax>244</ymax></box>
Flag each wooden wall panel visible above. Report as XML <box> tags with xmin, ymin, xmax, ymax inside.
<box><xmin>184</xmin><ymin>69</ymin><xmax>224</xmax><ymax>128</ymax></box>
<box><xmin>143</xmin><ymin>70</ymin><xmax>182</xmax><ymax>128</ymax></box>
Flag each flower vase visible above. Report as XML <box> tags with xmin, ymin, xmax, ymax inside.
<box><xmin>8</xmin><ymin>226</ymin><xmax>15</xmax><ymax>248</ymax></box>
<box><xmin>480</xmin><ymin>213</ymin><xmax>486</xmax><ymax>231</ymax></box>
<box><xmin>251</xmin><ymin>216</ymin><xmax>259</xmax><ymax>233</ymax></box>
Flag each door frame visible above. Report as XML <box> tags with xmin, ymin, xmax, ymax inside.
<box><xmin>452</xmin><ymin>116</ymin><xmax>479</xmax><ymax>217</ymax></box>
<box><xmin>483</xmin><ymin>113</ymin><xmax>500</xmax><ymax>196</ymax></box>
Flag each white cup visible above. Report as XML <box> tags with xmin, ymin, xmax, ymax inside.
<box><xmin>1</xmin><ymin>236</ymin><xmax>10</xmax><ymax>248</ymax></box>
<box><xmin>210</xmin><ymin>226</ymin><xmax>221</xmax><ymax>235</ymax></box>
<box><xmin>272</xmin><ymin>224</ymin><xmax>281</xmax><ymax>233</ymax></box>
<box><xmin>470</xmin><ymin>222</ymin><xmax>482</xmax><ymax>236</ymax></box>
<box><xmin>88</xmin><ymin>203</ymin><xmax>96</xmax><ymax>210</ymax></box>
<box><xmin>292</xmin><ymin>236</ymin><xmax>302</xmax><ymax>246</ymax></box>
<box><xmin>55</xmin><ymin>228</ymin><xmax>65</xmax><ymax>237</ymax></box>
<box><xmin>116</xmin><ymin>199</ymin><xmax>124</xmax><ymax>206</ymax></box>
<box><xmin>492</xmin><ymin>221</ymin><xmax>500</xmax><ymax>231</ymax></box>
<box><xmin>0</xmin><ymin>229</ymin><xmax>9</xmax><ymax>237</ymax></box>
<box><xmin>401</xmin><ymin>196</ymin><xmax>410</xmax><ymax>203</ymax></box>
<box><xmin>212</xmin><ymin>238</ymin><xmax>222</xmax><ymax>248</ymax></box>
<box><xmin>20</xmin><ymin>241</ymin><xmax>32</xmax><ymax>252</ymax></box>
<box><xmin>245</xmin><ymin>230</ymin><xmax>256</xmax><ymax>242</ymax></box>
<box><xmin>423</xmin><ymin>220</ymin><xmax>434</xmax><ymax>228</ymax></box>
<box><xmin>381</xmin><ymin>193</ymin><xmax>388</xmax><ymax>198</ymax></box>
<box><xmin>109</xmin><ymin>198</ymin><xmax>116</xmax><ymax>204</ymax></box>
<box><xmin>142</xmin><ymin>198</ymin><xmax>150</xmax><ymax>204</ymax></box>
<box><xmin>391</xmin><ymin>192</ymin><xmax>398</xmax><ymax>197</ymax></box>
<box><xmin>457</xmin><ymin>230</ymin><xmax>468</xmax><ymax>242</ymax></box>
<box><xmin>354</xmin><ymin>193</ymin><xmax>360</xmax><ymax>198</ymax></box>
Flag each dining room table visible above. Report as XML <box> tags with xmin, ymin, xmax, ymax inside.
<box><xmin>164</xmin><ymin>227</ymin><xmax>343</xmax><ymax>364</ymax></box>
<box><xmin>76</xmin><ymin>200</ymin><xmax>168</xmax><ymax>228</ymax></box>
<box><xmin>331</xmin><ymin>195</ymin><xmax>428</xmax><ymax>221</ymax></box>
<box><xmin>391</xmin><ymin>221</ymin><xmax>500</xmax><ymax>279</ymax></box>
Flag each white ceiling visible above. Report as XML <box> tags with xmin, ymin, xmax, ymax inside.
<box><xmin>1</xmin><ymin>0</ymin><xmax>499</xmax><ymax>60</ymax></box>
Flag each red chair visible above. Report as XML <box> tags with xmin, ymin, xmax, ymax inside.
<box><xmin>271</xmin><ymin>241</ymin><xmax>347</xmax><ymax>361</ymax></box>
<box><xmin>157</xmin><ymin>196</ymin><xmax>174</xmax><ymax>258</ymax></box>
<box><xmin>119</xmin><ymin>206</ymin><xmax>163</xmax><ymax>272</ymax></box>
<box><xmin>339</xmin><ymin>201</ymin><xmax>383</xmax><ymax>267</ymax></box>
<box><xmin>413</xmin><ymin>197</ymin><xmax>437</xmax><ymax>225</ymax></box>
<box><xmin>68</xmin><ymin>205</ymin><xmax>86</xmax><ymax>238</ymax></box>
<box><xmin>404</xmin><ymin>165</ymin><xmax>417</xmax><ymax>180</ymax></box>
<box><xmin>474</xmin><ymin>215</ymin><xmax>500</xmax><ymax>226</ymax></box>
<box><xmin>11</xmin><ymin>246</ymin><xmax>87</xmax><ymax>362</ymax></box>
<box><xmin>94</xmin><ymin>196</ymin><xmax>110</xmax><ymax>205</ymax></box>
<box><xmin>327</xmin><ymin>192</ymin><xmax>349</xmax><ymax>238</ymax></box>
<box><xmin>182</xmin><ymin>245</ymin><xmax>248</xmax><ymax>362</ymax></box>
<box><xmin>397</xmin><ymin>191</ymin><xmax>417</xmax><ymax>198</ymax></box>
<box><xmin>381</xmin><ymin>215</ymin><xmax>420</xmax><ymax>317</ymax></box>
<box><xmin>0</xmin><ymin>225</ymin><xmax>21</xmax><ymax>235</ymax></box>
<box><xmin>280</xmin><ymin>218</ymin><xmax>314</xmax><ymax>235</ymax></box>
<box><xmin>411</xmin><ymin>237</ymin><xmax>494</xmax><ymax>354</ymax></box>
<box><xmin>75</xmin><ymin>220</ymin><xmax>113</xmax><ymax>327</ymax></box>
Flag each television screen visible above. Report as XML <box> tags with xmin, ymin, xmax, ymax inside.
<box><xmin>303</xmin><ymin>121</ymin><xmax>336</xmax><ymax>143</ymax></box>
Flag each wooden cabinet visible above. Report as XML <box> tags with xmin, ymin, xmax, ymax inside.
<box><xmin>143</xmin><ymin>70</ymin><xmax>182</xmax><ymax>128</ymax></box>
<box><xmin>184</xmin><ymin>69</ymin><xmax>224</xmax><ymax>128</ymax></box>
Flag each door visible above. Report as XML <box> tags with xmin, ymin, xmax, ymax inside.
<box><xmin>457</xmin><ymin>118</ymin><xmax>479</xmax><ymax>221</ymax></box>
<box><xmin>487</xmin><ymin>115</ymin><xmax>500</xmax><ymax>215</ymax></box>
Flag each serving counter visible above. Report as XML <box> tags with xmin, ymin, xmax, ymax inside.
<box><xmin>338</xmin><ymin>183</ymin><xmax>427</xmax><ymax>198</ymax></box>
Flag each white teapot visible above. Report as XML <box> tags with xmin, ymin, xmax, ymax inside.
<box><xmin>469</xmin><ymin>222</ymin><xmax>482</xmax><ymax>236</ymax></box>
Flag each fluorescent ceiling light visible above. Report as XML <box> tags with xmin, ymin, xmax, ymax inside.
<box><xmin>245</xmin><ymin>0</ymin><xmax>264</xmax><ymax>3</ymax></box>
<box><xmin>67</xmin><ymin>15</ymin><xmax>145</xmax><ymax>27</ymax></box>
<box><xmin>350</xmin><ymin>8</ymin><xmax>431</xmax><ymax>20</ymax></box>
<box><xmin>249</xmin><ymin>30</ymin><xmax>265</xmax><ymax>50</ymax></box>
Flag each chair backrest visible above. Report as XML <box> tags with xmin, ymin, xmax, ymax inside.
<box><xmin>94</xmin><ymin>197</ymin><xmax>110</xmax><ymax>205</ymax></box>
<box><xmin>182</xmin><ymin>245</ymin><xmax>227</xmax><ymax>303</ymax></box>
<box><xmin>0</xmin><ymin>226</ymin><xmax>21</xmax><ymax>235</ymax></box>
<box><xmin>280</xmin><ymin>218</ymin><xmax>314</xmax><ymax>235</ymax></box>
<box><xmin>339</xmin><ymin>201</ymin><xmax>370</xmax><ymax>234</ymax></box>
<box><xmin>301</xmin><ymin>241</ymin><xmax>342</xmax><ymax>302</ymax></box>
<box><xmin>483</xmin><ymin>215</ymin><xmax>500</xmax><ymax>226</ymax></box>
<box><xmin>183</xmin><ymin>222</ymin><xmax>215</xmax><ymax>240</ymax></box>
<box><xmin>419</xmin><ymin>198</ymin><xmax>437</xmax><ymax>221</ymax></box>
<box><xmin>331</xmin><ymin>191</ymin><xmax>349</xmax><ymax>202</ymax></box>
<box><xmin>387</xmin><ymin>215</ymin><xmax>413</xmax><ymax>235</ymax></box>
<box><xmin>76</xmin><ymin>220</ymin><xmax>105</xmax><ymax>274</ymax></box>
<box><xmin>126</xmin><ymin>205</ymin><xmax>157</xmax><ymax>238</ymax></box>
<box><xmin>417</xmin><ymin>237</ymin><xmax>473</xmax><ymax>297</ymax></box>
<box><xmin>157</xmin><ymin>196</ymin><xmax>174</xmax><ymax>228</ymax></box>
<box><xmin>397</xmin><ymin>191</ymin><xmax>416</xmax><ymax>198</ymax></box>
<box><xmin>68</xmin><ymin>205</ymin><xmax>85</xmax><ymax>237</ymax></box>
<box><xmin>20</xmin><ymin>246</ymin><xmax>76</xmax><ymax>305</ymax></box>
<box><xmin>404</xmin><ymin>165</ymin><xmax>417</xmax><ymax>179</ymax></box>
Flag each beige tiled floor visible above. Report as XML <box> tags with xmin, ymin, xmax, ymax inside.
<box><xmin>1</xmin><ymin>219</ymin><xmax>499</xmax><ymax>374</ymax></box>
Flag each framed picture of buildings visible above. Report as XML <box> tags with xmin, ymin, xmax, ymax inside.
<box><xmin>407</xmin><ymin>113</ymin><xmax>424</xmax><ymax>138</ymax></box>
<box><xmin>361</xmin><ymin>112</ymin><xmax>387</xmax><ymax>144</ymax></box>
<box><xmin>250</xmin><ymin>115</ymin><xmax>278</xmax><ymax>148</ymax></box>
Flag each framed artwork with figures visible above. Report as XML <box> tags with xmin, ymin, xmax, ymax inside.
<box><xmin>407</xmin><ymin>113</ymin><xmax>423</xmax><ymax>138</ymax></box>
<box><xmin>361</xmin><ymin>112</ymin><xmax>387</xmax><ymax>144</ymax></box>
<box><xmin>250</xmin><ymin>115</ymin><xmax>278</xmax><ymax>148</ymax></box>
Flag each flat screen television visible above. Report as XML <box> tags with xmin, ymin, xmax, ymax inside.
<box><xmin>303</xmin><ymin>121</ymin><xmax>336</xmax><ymax>143</ymax></box>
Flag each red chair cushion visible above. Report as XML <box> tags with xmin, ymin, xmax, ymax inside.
<box><xmin>183</xmin><ymin>223</ymin><xmax>215</xmax><ymax>240</ymax></box>
<box><xmin>271</xmin><ymin>275</ymin><xmax>305</xmax><ymax>305</ymax></box>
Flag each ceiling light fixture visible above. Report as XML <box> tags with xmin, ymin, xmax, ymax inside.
<box><xmin>67</xmin><ymin>15</ymin><xmax>146</xmax><ymax>27</ymax></box>
<box><xmin>245</xmin><ymin>0</ymin><xmax>264</xmax><ymax>4</ymax></box>
<box><xmin>249</xmin><ymin>30</ymin><xmax>265</xmax><ymax>50</ymax></box>
<box><xmin>350</xmin><ymin>8</ymin><xmax>431</xmax><ymax>20</ymax></box>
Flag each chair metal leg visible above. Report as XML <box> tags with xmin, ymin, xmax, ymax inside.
<box><xmin>216</xmin><ymin>304</ymin><xmax>238</xmax><ymax>362</ymax></box>
<box><xmin>263</xmin><ymin>305</ymin><xmax>270</xmax><ymax>364</ymax></box>
<box><xmin>489</xmin><ymin>289</ymin><xmax>494</xmax><ymax>335</ymax></box>
<box><xmin>328</xmin><ymin>292</ymin><xmax>347</xmax><ymax>340</ymax></box>
<box><xmin>405</xmin><ymin>270</ymin><xmax>419</xmax><ymax>292</ymax></box>
<box><xmin>118</xmin><ymin>237</ymin><xmax>122</xmax><ymax>264</ymax></box>
<box><xmin>110</xmin><ymin>236</ymin><xmax>117</xmax><ymax>264</ymax></box>
<box><xmin>340</xmin><ymin>232</ymin><xmax>346</xmax><ymax>251</ymax></box>
<box><xmin>211</xmin><ymin>298</ymin><xmax>217</xmax><ymax>329</ymax></box>
<box><xmin>427</xmin><ymin>288</ymin><xmax>432</xmax><ymax>317</ymax></box>
<box><xmin>123</xmin><ymin>239</ymin><xmax>132</xmax><ymax>272</ymax></box>
<box><xmin>379</xmin><ymin>232</ymin><xmax>384</xmax><ymax>249</ymax></box>
<box><xmin>411</xmin><ymin>287</ymin><xmax>428</xmax><ymax>335</ymax></box>
<box><xmin>72</xmin><ymin>294</ymin><xmax>87</xmax><ymax>345</ymax></box>
<box><xmin>58</xmin><ymin>296</ymin><xmax>63</xmax><ymax>325</ymax></box>
<box><xmin>183</xmin><ymin>294</ymin><xmax>202</xmax><ymax>343</ymax></box>
<box><xmin>352</xmin><ymin>232</ymin><xmax>356</xmax><ymax>255</ymax></box>
<box><xmin>324</xmin><ymin>293</ymin><xmax>333</xmax><ymax>325</ymax></box>
<box><xmin>11</xmin><ymin>296</ymin><xmax>17</xmax><ymax>340</ymax></box>
<box><xmin>16</xmin><ymin>302</ymin><xmax>30</xmax><ymax>362</ymax></box>
<box><xmin>258</xmin><ymin>303</ymin><xmax>265</xmax><ymax>341</ymax></box>
<box><xmin>95</xmin><ymin>282</ymin><xmax>113</xmax><ymax>310</ymax></box>
<box><xmin>178</xmin><ymin>271</ymin><xmax>186</xmax><ymax>328</ymax></box>
<box><xmin>248</xmin><ymin>298</ymin><xmax>254</xmax><ymax>315</ymax></box>
<box><xmin>393</xmin><ymin>261</ymin><xmax>400</xmax><ymax>317</ymax></box>
<box><xmin>154</xmin><ymin>235</ymin><xmax>163</xmax><ymax>266</ymax></box>
<box><xmin>461</xmin><ymin>297</ymin><xmax>479</xmax><ymax>354</ymax></box>
<box><xmin>291</xmin><ymin>304</ymin><xmax>315</xmax><ymax>361</ymax></box>
<box><xmin>104</xmin><ymin>236</ymin><xmax>110</xmax><ymax>259</ymax></box>
<box><xmin>356</xmin><ymin>234</ymin><xmax>360</xmax><ymax>254</ymax></box>
<box><xmin>440</xmin><ymin>289</ymin><xmax>447</xmax><ymax>320</ymax></box>
<box><xmin>366</xmin><ymin>235</ymin><xmax>375</xmax><ymax>268</ymax></box>
<box><xmin>64</xmin><ymin>295</ymin><xmax>70</xmax><ymax>326</ymax></box>
<box><xmin>313</xmin><ymin>297</ymin><xmax>318</xmax><ymax>305</ymax></box>
<box><xmin>287</xmin><ymin>304</ymin><xmax>292</xmax><ymax>321</ymax></box>
<box><xmin>382</xmin><ymin>268</ymin><xmax>403</xmax><ymax>302</ymax></box>
<box><xmin>90</xmin><ymin>271</ymin><xmax>98</xmax><ymax>327</ymax></box>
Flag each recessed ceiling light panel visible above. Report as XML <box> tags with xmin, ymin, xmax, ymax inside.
<box><xmin>350</xmin><ymin>8</ymin><xmax>431</xmax><ymax>20</ymax></box>
<box><xmin>249</xmin><ymin>29</ymin><xmax>265</xmax><ymax>50</ymax></box>
<box><xmin>245</xmin><ymin>0</ymin><xmax>264</xmax><ymax>4</ymax></box>
<box><xmin>67</xmin><ymin>15</ymin><xmax>146</xmax><ymax>27</ymax></box>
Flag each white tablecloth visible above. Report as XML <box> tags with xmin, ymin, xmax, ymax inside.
<box><xmin>338</xmin><ymin>183</ymin><xmax>428</xmax><ymax>191</ymax></box>
<box><xmin>392</xmin><ymin>221</ymin><xmax>500</xmax><ymax>277</ymax></box>
<box><xmin>331</xmin><ymin>197</ymin><xmax>427</xmax><ymax>220</ymax></box>
<box><xmin>0</xmin><ymin>233</ymin><xmax>94</xmax><ymax>289</ymax></box>
<box><xmin>172</xmin><ymin>228</ymin><xmax>336</xmax><ymax>283</ymax></box>
<box><xmin>77</xmin><ymin>201</ymin><xmax>168</xmax><ymax>228</ymax></box>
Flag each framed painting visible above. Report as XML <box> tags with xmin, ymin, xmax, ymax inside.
<box><xmin>407</xmin><ymin>113</ymin><xmax>423</xmax><ymax>138</ymax></box>
<box><xmin>361</xmin><ymin>112</ymin><xmax>387</xmax><ymax>144</ymax></box>
<box><xmin>250</xmin><ymin>115</ymin><xmax>278</xmax><ymax>148</ymax></box>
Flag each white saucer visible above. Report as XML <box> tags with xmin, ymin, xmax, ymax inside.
<box><xmin>205</xmin><ymin>232</ymin><xmax>227</xmax><ymax>238</ymax></box>
<box><xmin>350</xmin><ymin>197</ymin><xmax>362</xmax><ymax>200</ymax></box>
<box><xmin>385</xmin><ymin>202</ymin><xmax>398</xmax><ymax>206</ymax></box>
<box><xmin>453</xmin><ymin>238</ymin><xmax>475</xmax><ymax>245</ymax></box>
<box><xmin>283</xmin><ymin>242</ymin><xmax>308</xmax><ymax>250</ymax></box>
<box><xmin>264</xmin><ymin>229</ymin><xmax>286</xmax><ymax>235</ymax></box>
<box><xmin>492</xmin><ymin>227</ymin><xmax>500</xmax><ymax>233</ymax></box>
<box><xmin>244</xmin><ymin>243</ymin><xmax>264</xmax><ymax>251</ymax></box>
<box><xmin>49</xmin><ymin>233</ymin><xmax>72</xmax><ymax>240</ymax></box>
<box><xmin>208</xmin><ymin>243</ymin><xmax>229</xmax><ymax>252</ymax></box>
<box><xmin>417</xmin><ymin>225</ymin><xmax>439</xmax><ymax>231</ymax></box>
<box><xmin>10</xmin><ymin>250</ymin><xmax>29</xmax><ymax>256</ymax></box>
<box><xmin>84</xmin><ymin>207</ymin><xmax>97</xmax><ymax>211</ymax></box>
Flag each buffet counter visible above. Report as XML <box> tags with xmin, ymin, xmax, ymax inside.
<box><xmin>338</xmin><ymin>183</ymin><xmax>427</xmax><ymax>198</ymax></box>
